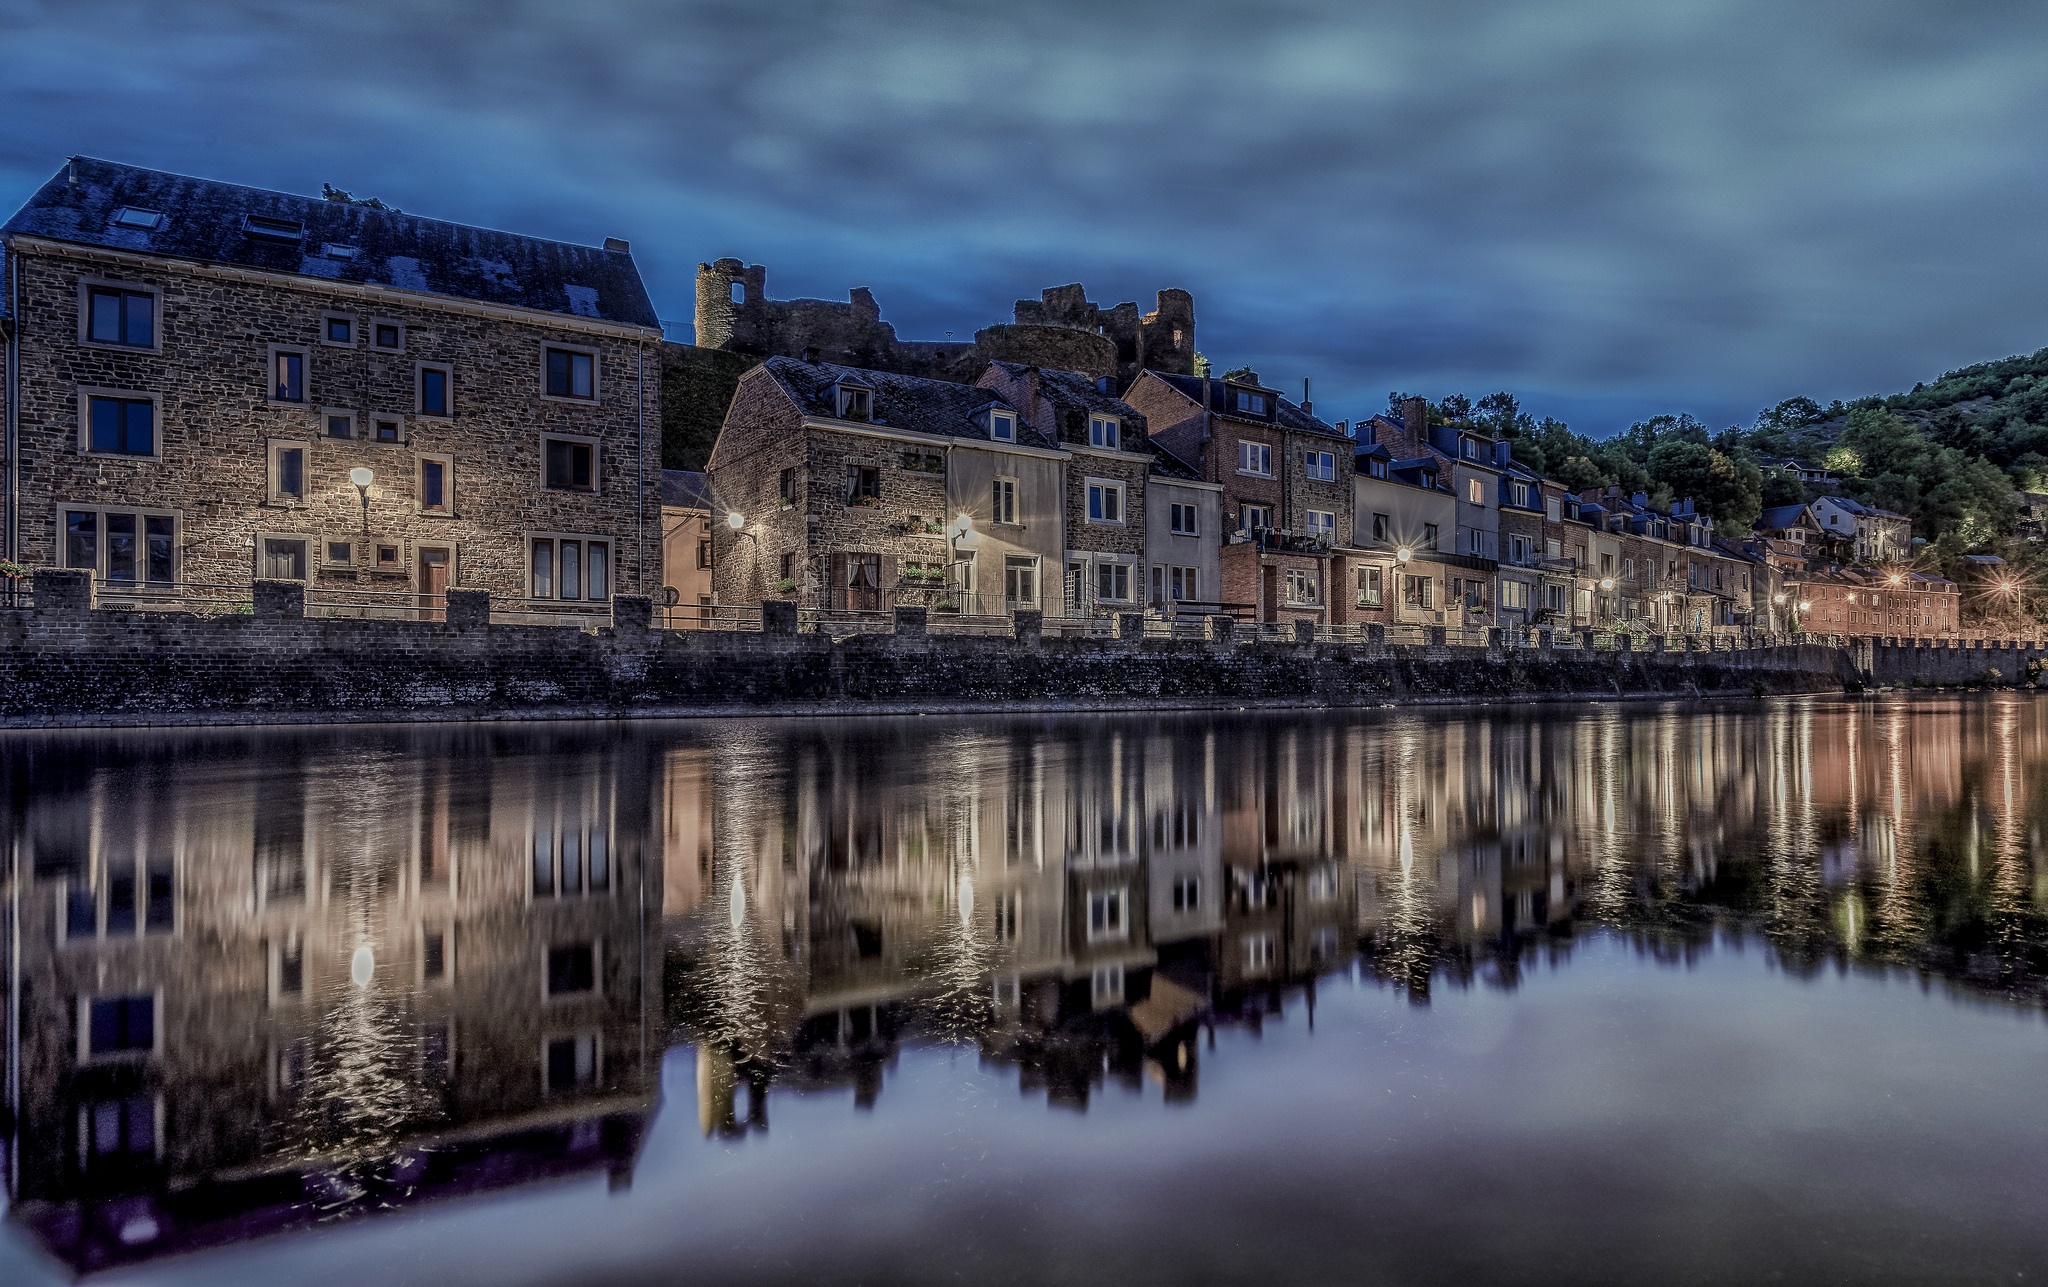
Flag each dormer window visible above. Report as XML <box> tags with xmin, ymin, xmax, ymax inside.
<box><xmin>1231</xmin><ymin>388</ymin><xmax>1271</xmax><ymax>416</ymax></box>
<box><xmin>1088</xmin><ymin>415</ymin><xmax>1119</xmax><ymax>449</ymax></box>
<box><xmin>989</xmin><ymin>409</ymin><xmax>1017</xmax><ymax>442</ymax></box>
<box><xmin>110</xmin><ymin>207</ymin><xmax>163</xmax><ymax>231</ymax></box>
<box><xmin>242</xmin><ymin>214</ymin><xmax>306</xmax><ymax>244</ymax></box>
<box><xmin>835</xmin><ymin>383</ymin><xmax>872</xmax><ymax>422</ymax></box>
<box><xmin>1462</xmin><ymin>438</ymin><xmax>1477</xmax><ymax>459</ymax></box>
<box><xmin>1368</xmin><ymin>459</ymin><xmax>1387</xmax><ymax>479</ymax></box>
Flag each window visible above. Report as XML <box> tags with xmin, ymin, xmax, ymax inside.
<box><xmin>324</xmin><ymin>410</ymin><xmax>355</xmax><ymax>440</ymax></box>
<box><xmin>546</xmin><ymin>1034</ymin><xmax>599</xmax><ymax>1093</ymax></box>
<box><xmin>418</xmin><ymin>454</ymin><xmax>452</xmax><ymax>514</ymax></box>
<box><xmin>1509</xmin><ymin>535</ymin><xmax>1532</xmax><ymax>564</ymax></box>
<box><xmin>83</xmin><ymin>995</ymin><xmax>156</xmax><ymax>1058</ymax></box>
<box><xmin>1231</xmin><ymin>388</ymin><xmax>1271</xmax><ymax>415</ymax></box>
<box><xmin>1547</xmin><ymin>496</ymin><xmax>1562</xmax><ymax>522</ymax></box>
<box><xmin>1467</xmin><ymin>477</ymin><xmax>1485</xmax><ymax>505</ymax></box>
<box><xmin>1403</xmin><ymin>575</ymin><xmax>1434</xmax><ymax>608</ymax></box>
<box><xmin>377</xmin><ymin>543</ymin><xmax>401</xmax><ymax>569</ymax></box>
<box><xmin>544</xmin><ymin>346</ymin><xmax>598</xmax><ymax>400</ymax></box>
<box><xmin>110</xmin><ymin>206</ymin><xmax>163</xmax><ymax>230</ymax></box>
<box><xmin>989</xmin><ymin>409</ymin><xmax>1017</xmax><ymax>441</ymax></box>
<box><xmin>547</xmin><ymin>943</ymin><xmax>598</xmax><ymax>997</ymax></box>
<box><xmin>532</xmin><ymin>822</ymin><xmax>613</xmax><ymax>897</ymax></box>
<box><xmin>1502</xmin><ymin>580</ymin><xmax>1531</xmax><ymax>610</ymax></box>
<box><xmin>1285</xmin><ymin>568</ymin><xmax>1319</xmax><ymax>604</ymax></box>
<box><xmin>83</xmin><ymin>284</ymin><xmax>156</xmax><ymax>348</ymax></box>
<box><xmin>416</xmin><ymin>363</ymin><xmax>453</xmax><ymax>417</ymax></box>
<box><xmin>1305</xmin><ymin>510</ymin><xmax>1336</xmax><ymax>541</ymax></box>
<box><xmin>529</xmin><ymin>535</ymin><xmax>611</xmax><ymax>601</ymax></box>
<box><xmin>1244</xmin><ymin>934</ymin><xmax>1275</xmax><ymax>973</ymax></box>
<box><xmin>1086</xmin><ymin>480</ymin><xmax>1124</xmax><ymax>524</ymax></box>
<box><xmin>62</xmin><ymin>861</ymin><xmax>174</xmax><ymax>941</ymax></box>
<box><xmin>844</xmin><ymin>465</ymin><xmax>880</xmax><ymax>504</ymax></box>
<box><xmin>1372</xmin><ymin>513</ymin><xmax>1390</xmax><ymax>542</ymax></box>
<box><xmin>1004</xmin><ymin>555</ymin><xmax>1038</xmax><ymax>607</ymax></box>
<box><xmin>81</xmin><ymin>1094</ymin><xmax>158</xmax><ymax>1168</ymax></box>
<box><xmin>1092</xmin><ymin>962</ymin><xmax>1125</xmax><ymax>1008</ymax></box>
<box><xmin>62</xmin><ymin>508</ymin><xmax>177</xmax><ymax>586</ymax></box>
<box><xmin>1238</xmin><ymin>441</ymin><xmax>1273</xmax><ymax>476</ymax></box>
<box><xmin>1089</xmin><ymin>415</ymin><xmax>1120</xmax><ymax>449</ymax></box>
<box><xmin>1088</xmin><ymin>888</ymin><xmax>1128</xmax><ymax>940</ymax></box>
<box><xmin>992</xmin><ymin>477</ymin><xmax>1018</xmax><ymax>524</ymax></box>
<box><xmin>243</xmin><ymin>213</ymin><xmax>304</xmax><ymax>243</ymax></box>
<box><xmin>269</xmin><ymin>345</ymin><xmax>308</xmax><ymax>403</ymax></box>
<box><xmin>778</xmin><ymin>468</ymin><xmax>795</xmax><ymax>502</ymax></box>
<box><xmin>325</xmin><ymin>539</ymin><xmax>354</xmax><ymax>568</ymax></box>
<box><xmin>697</xmin><ymin>538</ymin><xmax>712</xmax><ymax>570</ymax></box>
<box><xmin>1169</xmin><ymin>566</ymin><xmax>1199</xmax><ymax>601</ymax></box>
<box><xmin>1368</xmin><ymin>458</ymin><xmax>1387</xmax><ymax>479</ymax></box>
<box><xmin>373</xmin><ymin>417</ymin><xmax>403</xmax><ymax>443</ymax></box>
<box><xmin>836</xmin><ymin>384</ymin><xmax>872</xmax><ymax>421</ymax></box>
<box><xmin>1512</xmin><ymin>481</ymin><xmax>1532</xmax><ymax>507</ymax></box>
<box><xmin>1423</xmin><ymin>522</ymin><xmax>1439</xmax><ymax>550</ymax></box>
<box><xmin>371</xmin><ymin>319</ymin><xmax>405</xmax><ymax>352</ymax></box>
<box><xmin>83</xmin><ymin>392</ymin><xmax>155</xmax><ymax>456</ymax></box>
<box><xmin>1461</xmin><ymin>438</ymin><xmax>1477</xmax><ymax>459</ymax></box>
<box><xmin>321</xmin><ymin>312</ymin><xmax>355</xmax><ymax>347</ymax></box>
<box><xmin>1241</xmin><ymin>504</ymin><xmax>1274</xmax><ymax>535</ymax></box>
<box><xmin>1547</xmin><ymin>537</ymin><xmax>1562</xmax><ymax>561</ymax></box>
<box><xmin>1357</xmin><ymin>566</ymin><xmax>1383</xmax><ymax>607</ymax></box>
<box><xmin>259</xmin><ymin>535</ymin><xmax>309</xmax><ymax>581</ymax></box>
<box><xmin>543</xmin><ymin>435</ymin><xmax>598</xmax><ymax>492</ymax></box>
<box><xmin>1097</xmin><ymin>561</ymin><xmax>1131</xmax><ymax>602</ymax></box>
<box><xmin>1305</xmin><ymin>450</ymin><xmax>1335</xmax><ymax>481</ymax></box>
<box><xmin>267</xmin><ymin>441</ymin><xmax>308</xmax><ymax>504</ymax></box>
<box><xmin>1172</xmin><ymin>876</ymin><xmax>1201</xmax><ymax>911</ymax></box>
<box><xmin>1170</xmin><ymin>502</ymin><xmax>1198</xmax><ymax>535</ymax></box>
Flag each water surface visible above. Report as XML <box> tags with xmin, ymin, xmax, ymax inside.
<box><xmin>5</xmin><ymin>698</ymin><xmax>2048</xmax><ymax>1284</ymax></box>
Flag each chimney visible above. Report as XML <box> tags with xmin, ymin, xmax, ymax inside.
<box><xmin>1493</xmin><ymin>440</ymin><xmax>1510</xmax><ymax>467</ymax></box>
<box><xmin>801</xmin><ymin>346</ymin><xmax>820</xmax><ymax>364</ymax></box>
<box><xmin>1022</xmin><ymin>365</ymin><xmax>1042</xmax><ymax>417</ymax></box>
<box><xmin>1096</xmin><ymin>375</ymin><xmax>1113</xmax><ymax>394</ymax></box>
<box><xmin>603</xmin><ymin>237</ymin><xmax>631</xmax><ymax>253</ymax></box>
<box><xmin>1302</xmin><ymin>377</ymin><xmax>1312</xmax><ymax>416</ymax></box>
<box><xmin>1400</xmin><ymin>396</ymin><xmax>1427</xmax><ymax>444</ymax></box>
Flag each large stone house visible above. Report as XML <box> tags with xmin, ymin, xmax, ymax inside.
<box><xmin>1125</xmin><ymin>371</ymin><xmax>1354</xmax><ymax>624</ymax></box>
<box><xmin>0</xmin><ymin>158</ymin><xmax>662</xmax><ymax>611</ymax></box>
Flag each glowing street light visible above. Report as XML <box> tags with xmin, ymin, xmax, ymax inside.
<box><xmin>726</xmin><ymin>510</ymin><xmax>745</xmax><ymax>530</ymax></box>
<box><xmin>1395</xmin><ymin>546</ymin><xmax>1413</xmax><ymax>565</ymax></box>
<box><xmin>349</xmin><ymin>466</ymin><xmax>373</xmax><ymax>529</ymax></box>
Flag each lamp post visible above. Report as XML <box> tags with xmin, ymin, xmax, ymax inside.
<box><xmin>349</xmin><ymin>467</ymin><xmax>373</xmax><ymax>530</ymax></box>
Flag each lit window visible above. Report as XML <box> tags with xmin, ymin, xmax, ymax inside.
<box><xmin>1467</xmin><ymin>477</ymin><xmax>1484</xmax><ymax>505</ymax></box>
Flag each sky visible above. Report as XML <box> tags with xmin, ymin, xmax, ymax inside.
<box><xmin>2</xmin><ymin>0</ymin><xmax>2045</xmax><ymax>436</ymax></box>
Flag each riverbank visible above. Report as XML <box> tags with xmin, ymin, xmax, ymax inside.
<box><xmin>0</xmin><ymin>592</ymin><xmax>1850</xmax><ymax>728</ymax></box>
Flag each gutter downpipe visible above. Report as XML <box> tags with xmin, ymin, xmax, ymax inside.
<box><xmin>637</xmin><ymin>340</ymin><xmax>647</xmax><ymax>595</ymax></box>
<box><xmin>6</xmin><ymin>240</ymin><xmax>18</xmax><ymax>561</ymax></box>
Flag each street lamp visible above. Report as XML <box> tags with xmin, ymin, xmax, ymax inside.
<box><xmin>726</xmin><ymin>511</ymin><xmax>744</xmax><ymax>531</ymax></box>
<box><xmin>349</xmin><ymin>467</ymin><xmax>373</xmax><ymax>530</ymax></box>
<box><xmin>1395</xmin><ymin>546</ymin><xmax>1413</xmax><ymax>565</ymax></box>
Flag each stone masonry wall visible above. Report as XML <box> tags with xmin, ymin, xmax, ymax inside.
<box><xmin>10</xmin><ymin>243</ymin><xmax>654</xmax><ymax>598</ymax></box>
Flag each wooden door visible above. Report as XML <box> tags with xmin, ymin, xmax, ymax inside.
<box><xmin>418</xmin><ymin>548</ymin><xmax>449</xmax><ymax>621</ymax></box>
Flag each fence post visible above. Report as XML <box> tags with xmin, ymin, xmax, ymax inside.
<box><xmin>1537</xmin><ymin>626</ymin><xmax>1553</xmax><ymax>650</ymax></box>
<box><xmin>1486</xmin><ymin>626</ymin><xmax>1504</xmax><ymax>653</ymax></box>
<box><xmin>611</xmin><ymin>595</ymin><xmax>653</xmax><ymax>633</ymax></box>
<box><xmin>1579</xmin><ymin>628</ymin><xmax>1597</xmax><ymax>650</ymax></box>
<box><xmin>1428</xmin><ymin>625</ymin><xmax>1447</xmax><ymax>648</ymax></box>
<box><xmin>894</xmin><ymin>605</ymin><xmax>929</xmax><ymax>637</ymax></box>
<box><xmin>1206</xmin><ymin>614</ymin><xmax>1235</xmax><ymax>644</ymax></box>
<box><xmin>1117</xmin><ymin>612</ymin><xmax>1145</xmax><ymax>642</ymax></box>
<box><xmin>252</xmin><ymin>579</ymin><xmax>304</xmax><ymax>620</ymax></box>
<box><xmin>1617</xmin><ymin>633</ymin><xmax>1633</xmax><ymax>656</ymax></box>
<box><xmin>1368</xmin><ymin>623</ymin><xmax>1387</xmax><ymax>649</ymax></box>
<box><xmin>1013</xmin><ymin>608</ymin><xmax>1043</xmax><ymax>646</ymax></box>
<box><xmin>762</xmin><ymin>601</ymin><xmax>798</xmax><ymax>636</ymax></box>
<box><xmin>446</xmin><ymin>588</ymin><xmax>491</xmax><ymax>628</ymax></box>
<box><xmin>31</xmin><ymin>567</ymin><xmax>94</xmax><ymax>616</ymax></box>
<box><xmin>1293</xmin><ymin>618</ymin><xmax>1316</xmax><ymax>645</ymax></box>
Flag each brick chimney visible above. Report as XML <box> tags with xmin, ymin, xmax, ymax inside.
<box><xmin>1400</xmin><ymin>397</ymin><xmax>1427</xmax><ymax>444</ymax></box>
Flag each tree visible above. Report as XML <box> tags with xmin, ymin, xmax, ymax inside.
<box><xmin>321</xmin><ymin>183</ymin><xmax>400</xmax><ymax>212</ymax></box>
<box><xmin>1646</xmin><ymin>437</ymin><xmax>1763</xmax><ymax>530</ymax></box>
<box><xmin>1759</xmin><ymin>469</ymin><xmax>1806</xmax><ymax>508</ymax></box>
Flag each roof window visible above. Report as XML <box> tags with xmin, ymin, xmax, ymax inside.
<box><xmin>322</xmin><ymin>243</ymin><xmax>359</xmax><ymax>260</ymax></box>
<box><xmin>243</xmin><ymin>214</ymin><xmax>306</xmax><ymax>244</ymax></box>
<box><xmin>834</xmin><ymin>381</ymin><xmax>872</xmax><ymax>422</ymax></box>
<box><xmin>109</xmin><ymin>207</ymin><xmax>163</xmax><ymax>231</ymax></box>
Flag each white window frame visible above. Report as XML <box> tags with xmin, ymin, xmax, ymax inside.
<box><xmin>76</xmin><ymin>277</ymin><xmax>163</xmax><ymax>354</ymax></box>
<box><xmin>1305</xmin><ymin>510</ymin><xmax>1336</xmax><ymax>540</ymax></box>
<box><xmin>414</xmin><ymin>361</ymin><xmax>455</xmax><ymax>418</ymax></box>
<box><xmin>527</xmin><ymin>532</ymin><xmax>614</xmax><ymax>602</ymax></box>
<box><xmin>1092</xmin><ymin>962</ymin><xmax>1125</xmax><ymax>1008</ymax></box>
<box><xmin>1467</xmin><ymin>477</ymin><xmax>1485</xmax><ymax>505</ymax></box>
<box><xmin>1305</xmin><ymin>450</ymin><xmax>1335</xmax><ymax>481</ymax></box>
<box><xmin>319</xmin><ymin>311</ymin><xmax>358</xmax><ymax>349</ymax></box>
<box><xmin>1086</xmin><ymin>479</ymin><xmax>1126</xmax><ymax>525</ymax></box>
<box><xmin>1357</xmin><ymin>565</ymin><xmax>1383</xmax><ymax>607</ymax></box>
<box><xmin>1088</xmin><ymin>415</ymin><xmax>1120</xmax><ymax>449</ymax></box>
<box><xmin>1170</xmin><ymin>565</ymin><xmax>1199</xmax><ymax>602</ymax></box>
<box><xmin>1169</xmin><ymin>502</ymin><xmax>1198</xmax><ymax>536</ymax></box>
<box><xmin>1096</xmin><ymin>560</ymin><xmax>1132</xmax><ymax>602</ymax></box>
<box><xmin>541</xmin><ymin>432</ymin><xmax>602</xmax><ymax>494</ymax></box>
<box><xmin>991</xmin><ymin>476</ymin><xmax>1019</xmax><ymax>525</ymax></box>
<box><xmin>989</xmin><ymin>409</ymin><xmax>1017</xmax><ymax>442</ymax></box>
<box><xmin>541</xmin><ymin>342</ymin><xmax>601</xmax><ymax>404</ymax></box>
<box><xmin>835</xmin><ymin>384</ymin><xmax>872</xmax><ymax>421</ymax></box>
<box><xmin>1244</xmin><ymin>933</ymin><xmax>1275</xmax><ymax>973</ymax></box>
<box><xmin>1087</xmin><ymin>887</ymin><xmax>1129</xmax><ymax>941</ymax></box>
<box><xmin>266</xmin><ymin>438</ymin><xmax>312</xmax><ymax>507</ymax></box>
<box><xmin>1237</xmin><ymin>441</ymin><xmax>1273</xmax><ymax>477</ymax></box>
<box><xmin>1241</xmin><ymin>503</ymin><xmax>1274</xmax><ymax>534</ymax></box>
<box><xmin>1285</xmin><ymin>568</ymin><xmax>1320</xmax><ymax>605</ymax></box>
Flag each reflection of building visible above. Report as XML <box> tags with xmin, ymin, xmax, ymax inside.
<box><xmin>3</xmin><ymin>731</ymin><xmax>663</xmax><ymax>1276</ymax></box>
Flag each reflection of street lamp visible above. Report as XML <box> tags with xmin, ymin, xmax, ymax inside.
<box><xmin>349</xmin><ymin>467</ymin><xmax>373</xmax><ymax>530</ymax></box>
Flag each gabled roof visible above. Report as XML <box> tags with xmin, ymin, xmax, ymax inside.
<box><xmin>985</xmin><ymin>361</ymin><xmax>1138</xmax><ymax>421</ymax></box>
<box><xmin>1756</xmin><ymin>504</ymin><xmax>1816</xmax><ymax>531</ymax></box>
<box><xmin>761</xmin><ymin>356</ymin><xmax>1047</xmax><ymax>446</ymax></box>
<box><xmin>661</xmin><ymin>469</ymin><xmax>712</xmax><ymax>510</ymax></box>
<box><xmin>3</xmin><ymin>157</ymin><xmax>658</xmax><ymax>329</ymax></box>
<box><xmin>1146</xmin><ymin>372</ymin><xmax>1348</xmax><ymax>439</ymax></box>
<box><xmin>1147</xmin><ymin>439</ymin><xmax>1203</xmax><ymax>481</ymax></box>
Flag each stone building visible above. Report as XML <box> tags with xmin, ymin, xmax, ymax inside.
<box><xmin>707</xmin><ymin>356</ymin><xmax>1065</xmax><ymax>613</ymax></box>
<box><xmin>1368</xmin><ymin>399</ymin><xmax>1504</xmax><ymax>630</ymax></box>
<box><xmin>661</xmin><ymin>468</ymin><xmax>714</xmax><ymax>623</ymax></box>
<box><xmin>1342</xmin><ymin>435</ymin><xmax>1457</xmax><ymax>629</ymax></box>
<box><xmin>1811</xmin><ymin>494</ymin><xmax>1911</xmax><ymax>565</ymax></box>
<box><xmin>0</xmin><ymin>158</ymin><xmax>662</xmax><ymax>611</ymax></box>
<box><xmin>1125</xmin><ymin>370</ymin><xmax>1355</xmax><ymax>624</ymax></box>
<box><xmin>694</xmin><ymin>259</ymin><xmax>1195</xmax><ymax>390</ymax></box>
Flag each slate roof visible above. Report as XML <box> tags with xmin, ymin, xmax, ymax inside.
<box><xmin>761</xmin><ymin>356</ymin><xmax>1046</xmax><ymax>446</ymax></box>
<box><xmin>1147</xmin><ymin>440</ymin><xmax>1203</xmax><ymax>481</ymax></box>
<box><xmin>1756</xmin><ymin>504</ymin><xmax>1815</xmax><ymax>531</ymax></box>
<box><xmin>661</xmin><ymin>469</ymin><xmax>712</xmax><ymax>510</ymax></box>
<box><xmin>1148</xmin><ymin>373</ymin><xmax>1347</xmax><ymax>439</ymax></box>
<box><xmin>985</xmin><ymin>361</ymin><xmax>1138</xmax><ymax>421</ymax></box>
<box><xmin>2</xmin><ymin>157</ymin><xmax>658</xmax><ymax>329</ymax></box>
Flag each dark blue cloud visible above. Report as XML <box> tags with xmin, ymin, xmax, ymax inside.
<box><xmin>4</xmin><ymin>0</ymin><xmax>2045</xmax><ymax>434</ymax></box>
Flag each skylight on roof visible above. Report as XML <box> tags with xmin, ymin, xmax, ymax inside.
<box><xmin>243</xmin><ymin>214</ymin><xmax>305</xmax><ymax>243</ymax></box>
<box><xmin>110</xmin><ymin>207</ymin><xmax>162</xmax><ymax>230</ymax></box>
<box><xmin>321</xmin><ymin>243</ymin><xmax>359</xmax><ymax>260</ymax></box>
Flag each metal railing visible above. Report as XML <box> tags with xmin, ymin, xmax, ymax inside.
<box><xmin>303</xmin><ymin>585</ymin><xmax>446</xmax><ymax>621</ymax></box>
<box><xmin>94</xmin><ymin>580</ymin><xmax>253</xmax><ymax>616</ymax></box>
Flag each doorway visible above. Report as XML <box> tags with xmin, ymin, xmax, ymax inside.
<box><xmin>418</xmin><ymin>547</ymin><xmax>450</xmax><ymax>621</ymax></box>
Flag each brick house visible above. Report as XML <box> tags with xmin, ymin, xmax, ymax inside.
<box><xmin>1125</xmin><ymin>370</ymin><xmax>1353</xmax><ymax>623</ymax></box>
<box><xmin>0</xmin><ymin>158</ymin><xmax>662</xmax><ymax>612</ymax></box>
<box><xmin>707</xmin><ymin>356</ymin><xmax>1066</xmax><ymax>614</ymax></box>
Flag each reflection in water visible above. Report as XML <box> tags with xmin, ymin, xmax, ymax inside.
<box><xmin>6</xmin><ymin>698</ymin><xmax>2048</xmax><ymax>1278</ymax></box>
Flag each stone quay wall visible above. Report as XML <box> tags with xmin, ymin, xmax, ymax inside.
<box><xmin>1862</xmin><ymin>637</ymin><xmax>2048</xmax><ymax>687</ymax></box>
<box><xmin>0</xmin><ymin>573</ymin><xmax>1854</xmax><ymax>728</ymax></box>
